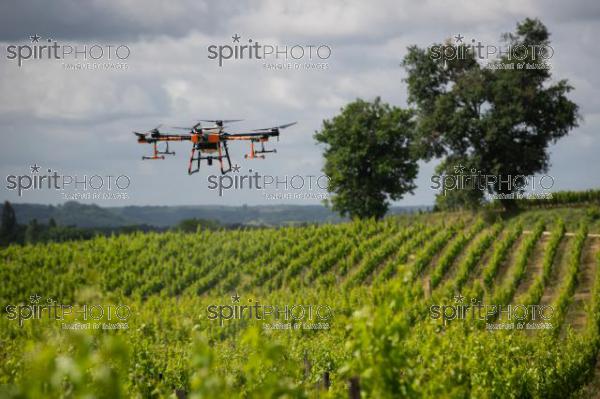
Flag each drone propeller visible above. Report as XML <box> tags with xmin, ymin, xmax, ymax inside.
<box><xmin>170</xmin><ymin>124</ymin><xmax>206</xmax><ymax>131</ymax></box>
<box><xmin>199</xmin><ymin>119</ymin><xmax>243</xmax><ymax>123</ymax></box>
<box><xmin>199</xmin><ymin>119</ymin><xmax>243</xmax><ymax>127</ymax></box>
<box><xmin>252</xmin><ymin>121</ymin><xmax>297</xmax><ymax>133</ymax></box>
<box><xmin>133</xmin><ymin>124</ymin><xmax>162</xmax><ymax>137</ymax></box>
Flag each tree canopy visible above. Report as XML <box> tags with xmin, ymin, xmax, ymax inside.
<box><xmin>402</xmin><ymin>18</ymin><xmax>579</xmax><ymax>209</ymax></box>
<box><xmin>314</xmin><ymin>97</ymin><xmax>418</xmax><ymax>219</ymax></box>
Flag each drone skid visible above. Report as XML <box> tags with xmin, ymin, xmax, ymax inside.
<box><xmin>188</xmin><ymin>142</ymin><xmax>232</xmax><ymax>175</ymax></box>
<box><xmin>143</xmin><ymin>155</ymin><xmax>165</xmax><ymax>160</ymax></box>
<box><xmin>142</xmin><ymin>142</ymin><xmax>173</xmax><ymax>160</ymax></box>
<box><xmin>244</xmin><ymin>140</ymin><xmax>276</xmax><ymax>159</ymax></box>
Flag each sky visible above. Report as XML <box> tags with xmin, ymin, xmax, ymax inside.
<box><xmin>0</xmin><ymin>0</ymin><xmax>599</xmax><ymax>207</ymax></box>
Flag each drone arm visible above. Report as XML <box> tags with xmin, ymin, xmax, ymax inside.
<box><xmin>152</xmin><ymin>134</ymin><xmax>192</xmax><ymax>142</ymax></box>
<box><xmin>223</xmin><ymin>132</ymin><xmax>277</xmax><ymax>140</ymax></box>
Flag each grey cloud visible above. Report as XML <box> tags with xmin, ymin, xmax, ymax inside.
<box><xmin>0</xmin><ymin>0</ymin><xmax>249</xmax><ymax>41</ymax></box>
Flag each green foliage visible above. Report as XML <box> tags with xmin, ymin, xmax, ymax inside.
<box><xmin>482</xmin><ymin>222</ymin><xmax>523</xmax><ymax>286</ymax></box>
<box><xmin>174</xmin><ymin>218</ymin><xmax>220</xmax><ymax>233</ymax></box>
<box><xmin>173</xmin><ymin>218</ymin><xmax>222</xmax><ymax>233</ymax></box>
<box><xmin>2</xmin><ymin>334</ymin><xmax>130</xmax><ymax>399</ymax></box>
<box><xmin>433</xmin><ymin>158</ymin><xmax>486</xmax><ymax>211</ymax></box>
<box><xmin>314</xmin><ymin>97</ymin><xmax>419</xmax><ymax>219</ymax></box>
<box><xmin>452</xmin><ymin>222</ymin><xmax>502</xmax><ymax>292</ymax></box>
<box><xmin>519</xmin><ymin>219</ymin><xmax>565</xmax><ymax>309</ymax></box>
<box><xmin>188</xmin><ymin>328</ymin><xmax>305</xmax><ymax>398</ymax></box>
<box><xmin>375</xmin><ymin>223</ymin><xmax>439</xmax><ymax>282</ymax></box>
<box><xmin>429</xmin><ymin>219</ymin><xmax>485</xmax><ymax>288</ymax></box>
<box><xmin>407</xmin><ymin>223</ymin><xmax>458</xmax><ymax>280</ymax></box>
<box><xmin>24</xmin><ymin>219</ymin><xmax>42</xmax><ymax>244</ymax></box>
<box><xmin>550</xmin><ymin>222</ymin><xmax>588</xmax><ymax>332</ymax></box>
<box><xmin>345</xmin><ymin>225</ymin><xmax>419</xmax><ymax>287</ymax></box>
<box><xmin>403</xmin><ymin>18</ymin><xmax>579</xmax><ymax>209</ymax></box>
<box><xmin>1</xmin><ymin>208</ymin><xmax>600</xmax><ymax>397</ymax></box>
<box><xmin>490</xmin><ymin>221</ymin><xmax>545</xmax><ymax>308</ymax></box>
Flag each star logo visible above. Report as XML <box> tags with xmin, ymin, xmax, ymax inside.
<box><xmin>232</xmin><ymin>34</ymin><xmax>241</xmax><ymax>43</ymax></box>
<box><xmin>454</xmin><ymin>33</ymin><xmax>464</xmax><ymax>43</ymax></box>
<box><xmin>454</xmin><ymin>293</ymin><xmax>465</xmax><ymax>303</ymax></box>
<box><xmin>232</xmin><ymin>164</ymin><xmax>241</xmax><ymax>173</ymax></box>
<box><xmin>231</xmin><ymin>291</ymin><xmax>241</xmax><ymax>303</ymax></box>
<box><xmin>30</xmin><ymin>34</ymin><xmax>41</xmax><ymax>43</ymax></box>
<box><xmin>453</xmin><ymin>164</ymin><xmax>465</xmax><ymax>174</ymax></box>
<box><xmin>29</xmin><ymin>294</ymin><xmax>41</xmax><ymax>304</ymax></box>
<box><xmin>30</xmin><ymin>164</ymin><xmax>40</xmax><ymax>173</ymax></box>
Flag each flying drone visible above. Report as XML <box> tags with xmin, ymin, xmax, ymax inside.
<box><xmin>133</xmin><ymin>119</ymin><xmax>296</xmax><ymax>174</ymax></box>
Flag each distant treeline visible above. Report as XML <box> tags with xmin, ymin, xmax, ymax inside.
<box><xmin>8</xmin><ymin>201</ymin><xmax>429</xmax><ymax>229</ymax></box>
<box><xmin>0</xmin><ymin>201</ymin><xmax>247</xmax><ymax>246</ymax></box>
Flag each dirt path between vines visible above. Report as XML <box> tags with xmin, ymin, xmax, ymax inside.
<box><xmin>440</xmin><ymin>228</ymin><xmax>490</xmax><ymax>287</ymax></box>
<box><xmin>513</xmin><ymin>234</ymin><xmax>549</xmax><ymax>300</ymax></box>
<box><xmin>564</xmin><ymin>237</ymin><xmax>600</xmax><ymax>331</ymax></box>
<box><xmin>540</xmin><ymin>236</ymin><xmax>572</xmax><ymax>307</ymax></box>
<box><xmin>488</xmin><ymin>234</ymin><xmax>524</xmax><ymax>290</ymax></box>
<box><xmin>573</xmin><ymin>237</ymin><xmax>600</xmax><ymax>398</ymax></box>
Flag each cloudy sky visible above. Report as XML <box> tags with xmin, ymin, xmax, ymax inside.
<box><xmin>0</xmin><ymin>0</ymin><xmax>599</xmax><ymax>207</ymax></box>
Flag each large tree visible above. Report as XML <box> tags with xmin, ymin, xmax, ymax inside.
<box><xmin>402</xmin><ymin>18</ymin><xmax>579</xmax><ymax>209</ymax></box>
<box><xmin>314</xmin><ymin>97</ymin><xmax>418</xmax><ymax>219</ymax></box>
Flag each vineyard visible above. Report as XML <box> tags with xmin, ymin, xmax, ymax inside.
<box><xmin>1</xmin><ymin>206</ymin><xmax>600</xmax><ymax>398</ymax></box>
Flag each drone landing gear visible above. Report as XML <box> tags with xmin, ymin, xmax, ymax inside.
<box><xmin>245</xmin><ymin>140</ymin><xmax>276</xmax><ymax>160</ymax></box>
<box><xmin>188</xmin><ymin>142</ymin><xmax>232</xmax><ymax>175</ymax></box>
<box><xmin>218</xmin><ymin>141</ymin><xmax>233</xmax><ymax>174</ymax></box>
<box><xmin>142</xmin><ymin>142</ymin><xmax>166</xmax><ymax>160</ymax></box>
<box><xmin>142</xmin><ymin>142</ymin><xmax>176</xmax><ymax>160</ymax></box>
<box><xmin>188</xmin><ymin>144</ymin><xmax>201</xmax><ymax>174</ymax></box>
<box><xmin>159</xmin><ymin>142</ymin><xmax>175</xmax><ymax>156</ymax></box>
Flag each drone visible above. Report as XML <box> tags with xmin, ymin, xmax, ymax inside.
<box><xmin>133</xmin><ymin>119</ymin><xmax>296</xmax><ymax>174</ymax></box>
